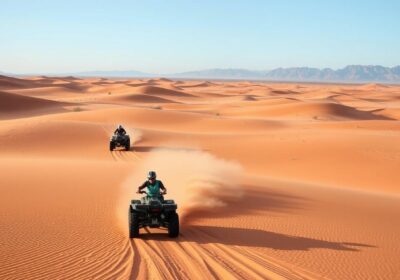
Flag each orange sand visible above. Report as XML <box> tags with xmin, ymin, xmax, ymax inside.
<box><xmin>0</xmin><ymin>75</ymin><xmax>400</xmax><ymax>279</ymax></box>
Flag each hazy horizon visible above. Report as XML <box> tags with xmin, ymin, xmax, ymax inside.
<box><xmin>1</xmin><ymin>0</ymin><xmax>400</xmax><ymax>74</ymax></box>
<box><xmin>2</xmin><ymin>64</ymin><xmax>400</xmax><ymax>76</ymax></box>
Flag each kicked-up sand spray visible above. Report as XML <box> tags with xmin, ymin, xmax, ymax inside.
<box><xmin>130</xmin><ymin>129</ymin><xmax>142</xmax><ymax>145</ymax></box>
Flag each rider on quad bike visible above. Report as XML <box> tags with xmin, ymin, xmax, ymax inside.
<box><xmin>114</xmin><ymin>124</ymin><xmax>126</xmax><ymax>136</ymax></box>
<box><xmin>137</xmin><ymin>171</ymin><xmax>167</xmax><ymax>202</ymax></box>
<box><xmin>129</xmin><ymin>171</ymin><xmax>178</xmax><ymax>238</ymax></box>
<box><xmin>110</xmin><ymin>124</ymin><xmax>130</xmax><ymax>151</ymax></box>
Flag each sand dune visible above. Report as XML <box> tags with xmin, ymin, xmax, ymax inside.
<box><xmin>0</xmin><ymin>120</ymin><xmax>111</xmax><ymax>158</ymax></box>
<box><xmin>0</xmin><ymin>91</ymin><xmax>71</xmax><ymax>118</ymax></box>
<box><xmin>134</xmin><ymin>85</ymin><xmax>196</xmax><ymax>98</ymax></box>
<box><xmin>109</xmin><ymin>93</ymin><xmax>178</xmax><ymax>104</ymax></box>
<box><xmin>242</xmin><ymin>95</ymin><xmax>258</xmax><ymax>101</ymax></box>
<box><xmin>157</xmin><ymin>78</ymin><xmax>173</xmax><ymax>82</ymax></box>
<box><xmin>0</xmin><ymin>75</ymin><xmax>87</xmax><ymax>92</ymax></box>
<box><xmin>179</xmin><ymin>81</ymin><xmax>216</xmax><ymax>88</ymax></box>
<box><xmin>0</xmin><ymin>75</ymin><xmax>42</xmax><ymax>89</ymax></box>
<box><xmin>127</xmin><ymin>82</ymin><xmax>154</xmax><ymax>87</ymax></box>
<box><xmin>1</xmin><ymin>75</ymin><xmax>400</xmax><ymax>280</ymax></box>
<box><xmin>223</xmin><ymin>101</ymin><xmax>391</xmax><ymax>120</ymax></box>
<box><xmin>271</xmin><ymin>89</ymin><xmax>300</xmax><ymax>95</ymax></box>
<box><xmin>374</xmin><ymin>107</ymin><xmax>400</xmax><ymax>119</ymax></box>
<box><xmin>6</xmin><ymin>86</ymin><xmax>84</xmax><ymax>99</ymax></box>
<box><xmin>358</xmin><ymin>83</ymin><xmax>389</xmax><ymax>90</ymax></box>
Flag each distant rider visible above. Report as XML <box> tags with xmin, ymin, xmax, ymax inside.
<box><xmin>114</xmin><ymin>124</ymin><xmax>126</xmax><ymax>136</ymax></box>
<box><xmin>137</xmin><ymin>171</ymin><xmax>167</xmax><ymax>201</ymax></box>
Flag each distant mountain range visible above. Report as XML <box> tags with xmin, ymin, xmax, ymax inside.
<box><xmin>172</xmin><ymin>65</ymin><xmax>400</xmax><ymax>82</ymax></box>
<box><xmin>3</xmin><ymin>65</ymin><xmax>400</xmax><ymax>83</ymax></box>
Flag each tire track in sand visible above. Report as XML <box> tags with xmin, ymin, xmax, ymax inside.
<box><xmin>128</xmin><ymin>228</ymin><xmax>319</xmax><ymax>280</ymax></box>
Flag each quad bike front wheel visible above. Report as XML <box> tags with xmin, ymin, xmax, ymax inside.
<box><xmin>110</xmin><ymin>141</ymin><xmax>115</xmax><ymax>151</ymax></box>
<box><xmin>125</xmin><ymin>139</ymin><xmax>130</xmax><ymax>151</ymax></box>
<box><xmin>168</xmin><ymin>212</ymin><xmax>179</xmax><ymax>238</ymax></box>
<box><xmin>129</xmin><ymin>210</ymin><xmax>139</xmax><ymax>238</ymax></box>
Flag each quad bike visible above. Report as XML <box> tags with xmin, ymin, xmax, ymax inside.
<box><xmin>110</xmin><ymin>134</ymin><xmax>130</xmax><ymax>151</ymax></box>
<box><xmin>129</xmin><ymin>191</ymin><xmax>179</xmax><ymax>238</ymax></box>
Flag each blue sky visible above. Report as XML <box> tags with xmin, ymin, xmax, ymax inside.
<box><xmin>1</xmin><ymin>0</ymin><xmax>399</xmax><ymax>73</ymax></box>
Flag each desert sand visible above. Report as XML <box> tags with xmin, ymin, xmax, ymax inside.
<box><xmin>0</xmin><ymin>74</ymin><xmax>400</xmax><ymax>279</ymax></box>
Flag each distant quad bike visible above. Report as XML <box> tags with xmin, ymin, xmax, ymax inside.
<box><xmin>129</xmin><ymin>192</ymin><xmax>179</xmax><ymax>238</ymax></box>
<box><xmin>110</xmin><ymin>134</ymin><xmax>130</xmax><ymax>151</ymax></box>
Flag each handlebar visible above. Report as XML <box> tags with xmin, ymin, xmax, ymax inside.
<box><xmin>136</xmin><ymin>190</ymin><xmax>167</xmax><ymax>195</ymax></box>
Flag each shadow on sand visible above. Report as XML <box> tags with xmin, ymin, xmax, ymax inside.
<box><xmin>133</xmin><ymin>145</ymin><xmax>204</xmax><ymax>153</ymax></box>
<box><xmin>138</xmin><ymin>225</ymin><xmax>375</xmax><ymax>252</ymax></box>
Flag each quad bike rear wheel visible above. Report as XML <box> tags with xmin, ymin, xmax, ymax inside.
<box><xmin>125</xmin><ymin>139</ymin><xmax>130</xmax><ymax>151</ymax></box>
